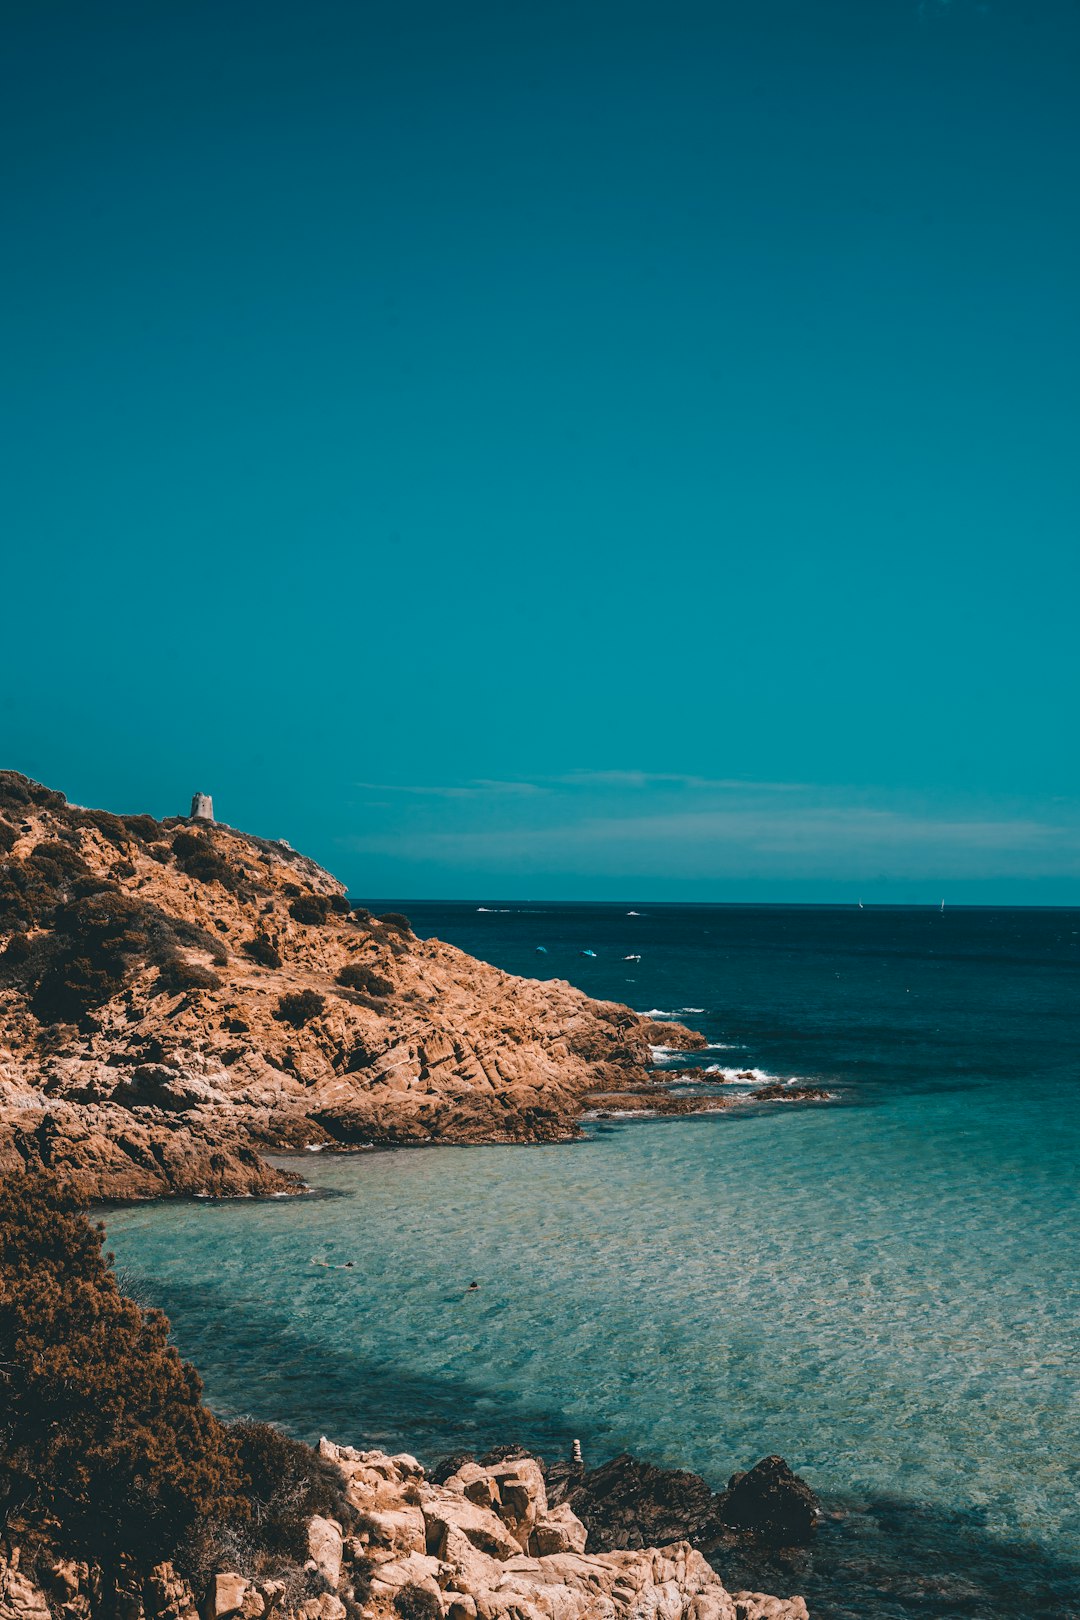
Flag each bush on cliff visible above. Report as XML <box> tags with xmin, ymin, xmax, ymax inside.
<box><xmin>0</xmin><ymin>1172</ymin><xmax>245</xmax><ymax>1568</ymax></box>
<box><xmin>335</xmin><ymin>962</ymin><xmax>393</xmax><ymax>998</ymax></box>
<box><xmin>274</xmin><ymin>990</ymin><xmax>325</xmax><ymax>1028</ymax></box>
<box><xmin>394</xmin><ymin>1585</ymin><xmax>440</xmax><ymax>1620</ymax></box>
<box><xmin>30</xmin><ymin>892</ymin><xmax>155</xmax><ymax>1024</ymax></box>
<box><xmin>229</xmin><ymin>1422</ymin><xmax>356</xmax><ymax>1560</ymax></box>
<box><xmin>243</xmin><ymin>932</ymin><xmax>283</xmax><ymax>968</ymax></box>
<box><xmin>68</xmin><ymin>808</ymin><xmax>131</xmax><ymax>850</ymax></box>
<box><xmin>156</xmin><ymin>954</ymin><xmax>223</xmax><ymax>995</ymax></box>
<box><xmin>122</xmin><ymin>813</ymin><xmax>162</xmax><ymax>842</ymax></box>
<box><xmin>377</xmin><ymin>913</ymin><xmax>413</xmax><ymax>935</ymax></box>
<box><xmin>171</xmin><ymin>832</ymin><xmax>242</xmax><ymax>893</ymax></box>
<box><xmin>289</xmin><ymin>894</ymin><xmax>330</xmax><ymax>926</ymax></box>
<box><xmin>0</xmin><ymin>771</ymin><xmax>66</xmax><ymax>812</ymax></box>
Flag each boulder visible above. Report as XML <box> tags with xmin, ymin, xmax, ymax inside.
<box><xmin>306</xmin><ymin>1515</ymin><xmax>343</xmax><ymax>1586</ymax></box>
<box><xmin>529</xmin><ymin>1504</ymin><xmax>588</xmax><ymax>1557</ymax></box>
<box><xmin>202</xmin><ymin>1575</ymin><xmax>250</xmax><ymax>1620</ymax></box>
<box><xmin>350</xmin><ymin>1505</ymin><xmax>426</xmax><ymax>1555</ymax></box>
<box><xmin>716</xmin><ymin>1458</ymin><xmax>818</xmax><ymax>1546</ymax></box>
<box><xmin>423</xmin><ymin>1488</ymin><xmax>523</xmax><ymax>1562</ymax></box>
<box><xmin>143</xmin><ymin>1564</ymin><xmax>199</xmax><ymax>1620</ymax></box>
<box><xmin>555</xmin><ymin>1451</ymin><xmax>719</xmax><ymax>1550</ymax></box>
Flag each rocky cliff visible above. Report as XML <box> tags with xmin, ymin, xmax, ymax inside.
<box><xmin>0</xmin><ymin>773</ymin><xmax>702</xmax><ymax>1199</ymax></box>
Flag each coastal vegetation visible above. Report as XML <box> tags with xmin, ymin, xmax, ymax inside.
<box><xmin>0</xmin><ymin>1172</ymin><xmax>359</xmax><ymax>1598</ymax></box>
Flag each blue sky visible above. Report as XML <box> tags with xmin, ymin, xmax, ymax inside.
<box><xmin>3</xmin><ymin>0</ymin><xmax>1078</xmax><ymax>901</ymax></box>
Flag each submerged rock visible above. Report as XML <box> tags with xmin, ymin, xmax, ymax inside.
<box><xmin>553</xmin><ymin>1450</ymin><xmax>819</xmax><ymax>1555</ymax></box>
<box><xmin>716</xmin><ymin>1457</ymin><xmax>820</xmax><ymax>1546</ymax></box>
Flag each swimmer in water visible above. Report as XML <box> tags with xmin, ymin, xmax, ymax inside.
<box><xmin>466</xmin><ymin>1281</ymin><xmax>479</xmax><ymax>1291</ymax></box>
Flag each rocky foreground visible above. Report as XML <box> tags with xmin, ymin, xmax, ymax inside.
<box><xmin>0</xmin><ymin>773</ymin><xmax>704</xmax><ymax>1199</ymax></box>
<box><xmin>0</xmin><ymin>1444</ymin><xmax>811</xmax><ymax>1620</ymax></box>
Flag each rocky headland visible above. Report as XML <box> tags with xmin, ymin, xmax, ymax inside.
<box><xmin>0</xmin><ymin>773</ymin><xmax>704</xmax><ymax>1200</ymax></box>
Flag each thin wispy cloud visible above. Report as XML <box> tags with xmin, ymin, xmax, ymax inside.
<box><xmin>555</xmin><ymin>771</ymin><xmax>807</xmax><ymax>792</ymax></box>
<box><xmin>353</xmin><ymin>778</ymin><xmax>548</xmax><ymax>799</ymax></box>
<box><xmin>344</xmin><ymin>782</ymin><xmax>1080</xmax><ymax>882</ymax></box>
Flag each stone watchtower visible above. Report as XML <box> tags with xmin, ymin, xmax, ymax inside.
<box><xmin>190</xmin><ymin>792</ymin><xmax>214</xmax><ymax>823</ymax></box>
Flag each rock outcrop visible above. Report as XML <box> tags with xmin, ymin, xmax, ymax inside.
<box><xmin>328</xmin><ymin>1442</ymin><xmax>809</xmax><ymax>1620</ymax></box>
<box><xmin>551</xmin><ymin>1451</ymin><xmax>820</xmax><ymax>1554</ymax></box>
<box><xmin>0</xmin><ymin>1445</ymin><xmax>810</xmax><ymax>1620</ymax></box>
<box><xmin>0</xmin><ymin>773</ymin><xmax>703</xmax><ymax>1198</ymax></box>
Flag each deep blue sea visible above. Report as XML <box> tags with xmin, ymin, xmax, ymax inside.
<box><xmin>105</xmin><ymin>903</ymin><xmax>1080</xmax><ymax>1620</ymax></box>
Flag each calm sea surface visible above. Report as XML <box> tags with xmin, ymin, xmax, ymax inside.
<box><xmin>105</xmin><ymin>904</ymin><xmax>1080</xmax><ymax>1619</ymax></box>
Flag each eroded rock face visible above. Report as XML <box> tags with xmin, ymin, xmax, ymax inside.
<box><xmin>0</xmin><ymin>772</ymin><xmax>704</xmax><ymax>1198</ymax></box>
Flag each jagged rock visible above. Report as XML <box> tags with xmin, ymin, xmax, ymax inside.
<box><xmin>319</xmin><ymin>1441</ymin><xmax>806</xmax><ymax>1620</ymax></box>
<box><xmin>143</xmin><ymin>1565</ymin><xmax>199</xmax><ymax>1620</ymax></box>
<box><xmin>716</xmin><ymin>1457</ymin><xmax>818</xmax><ymax>1547</ymax></box>
<box><xmin>350</xmin><ymin>1506</ymin><xmax>426</xmax><ymax>1555</ymax></box>
<box><xmin>422</xmin><ymin>1487</ymin><xmax>524</xmax><ymax>1562</ymax></box>
<box><xmin>291</xmin><ymin>1598</ymin><xmax>343</xmax><ymax>1620</ymax></box>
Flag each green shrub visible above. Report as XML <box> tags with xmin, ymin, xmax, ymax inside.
<box><xmin>289</xmin><ymin>894</ymin><xmax>330</xmax><ymax>926</ymax></box>
<box><xmin>0</xmin><ymin>932</ymin><xmax>32</xmax><ymax>968</ymax></box>
<box><xmin>122</xmin><ymin>814</ymin><xmax>161</xmax><ymax>841</ymax></box>
<box><xmin>0</xmin><ymin>772</ymin><xmax>66</xmax><ymax>811</ymax></box>
<box><xmin>0</xmin><ymin>1172</ymin><xmax>245</xmax><ymax>1566</ymax></box>
<box><xmin>230</xmin><ymin>1422</ymin><xmax>355</xmax><ymax>1561</ymax></box>
<box><xmin>394</xmin><ymin>1584</ymin><xmax>439</xmax><ymax>1620</ymax></box>
<box><xmin>378</xmin><ymin>913</ymin><xmax>413</xmax><ymax>934</ymax></box>
<box><xmin>172</xmin><ymin>832</ymin><xmax>236</xmax><ymax>890</ymax></box>
<box><xmin>70</xmin><ymin>809</ymin><xmax>130</xmax><ymax>849</ymax></box>
<box><xmin>30</xmin><ymin>892</ymin><xmax>154</xmax><ymax>1024</ymax></box>
<box><xmin>336</xmin><ymin>962</ymin><xmax>393</xmax><ymax>998</ymax></box>
<box><xmin>274</xmin><ymin>990</ymin><xmax>325</xmax><ymax>1027</ymax></box>
<box><xmin>157</xmin><ymin>956</ymin><xmax>222</xmax><ymax>995</ymax></box>
<box><xmin>243</xmin><ymin>933</ymin><xmax>283</xmax><ymax>969</ymax></box>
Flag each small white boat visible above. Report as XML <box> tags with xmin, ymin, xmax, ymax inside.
<box><xmin>623</xmin><ymin>954</ymin><xmax>641</xmax><ymax>962</ymax></box>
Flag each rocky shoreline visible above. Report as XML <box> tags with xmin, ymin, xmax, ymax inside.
<box><xmin>1</xmin><ymin>1441</ymin><xmax>815</xmax><ymax>1620</ymax></box>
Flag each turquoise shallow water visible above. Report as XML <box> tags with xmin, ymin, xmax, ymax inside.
<box><xmin>104</xmin><ymin>904</ymin><xmax>1080</xmax><ymax>1618</ymax></box>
